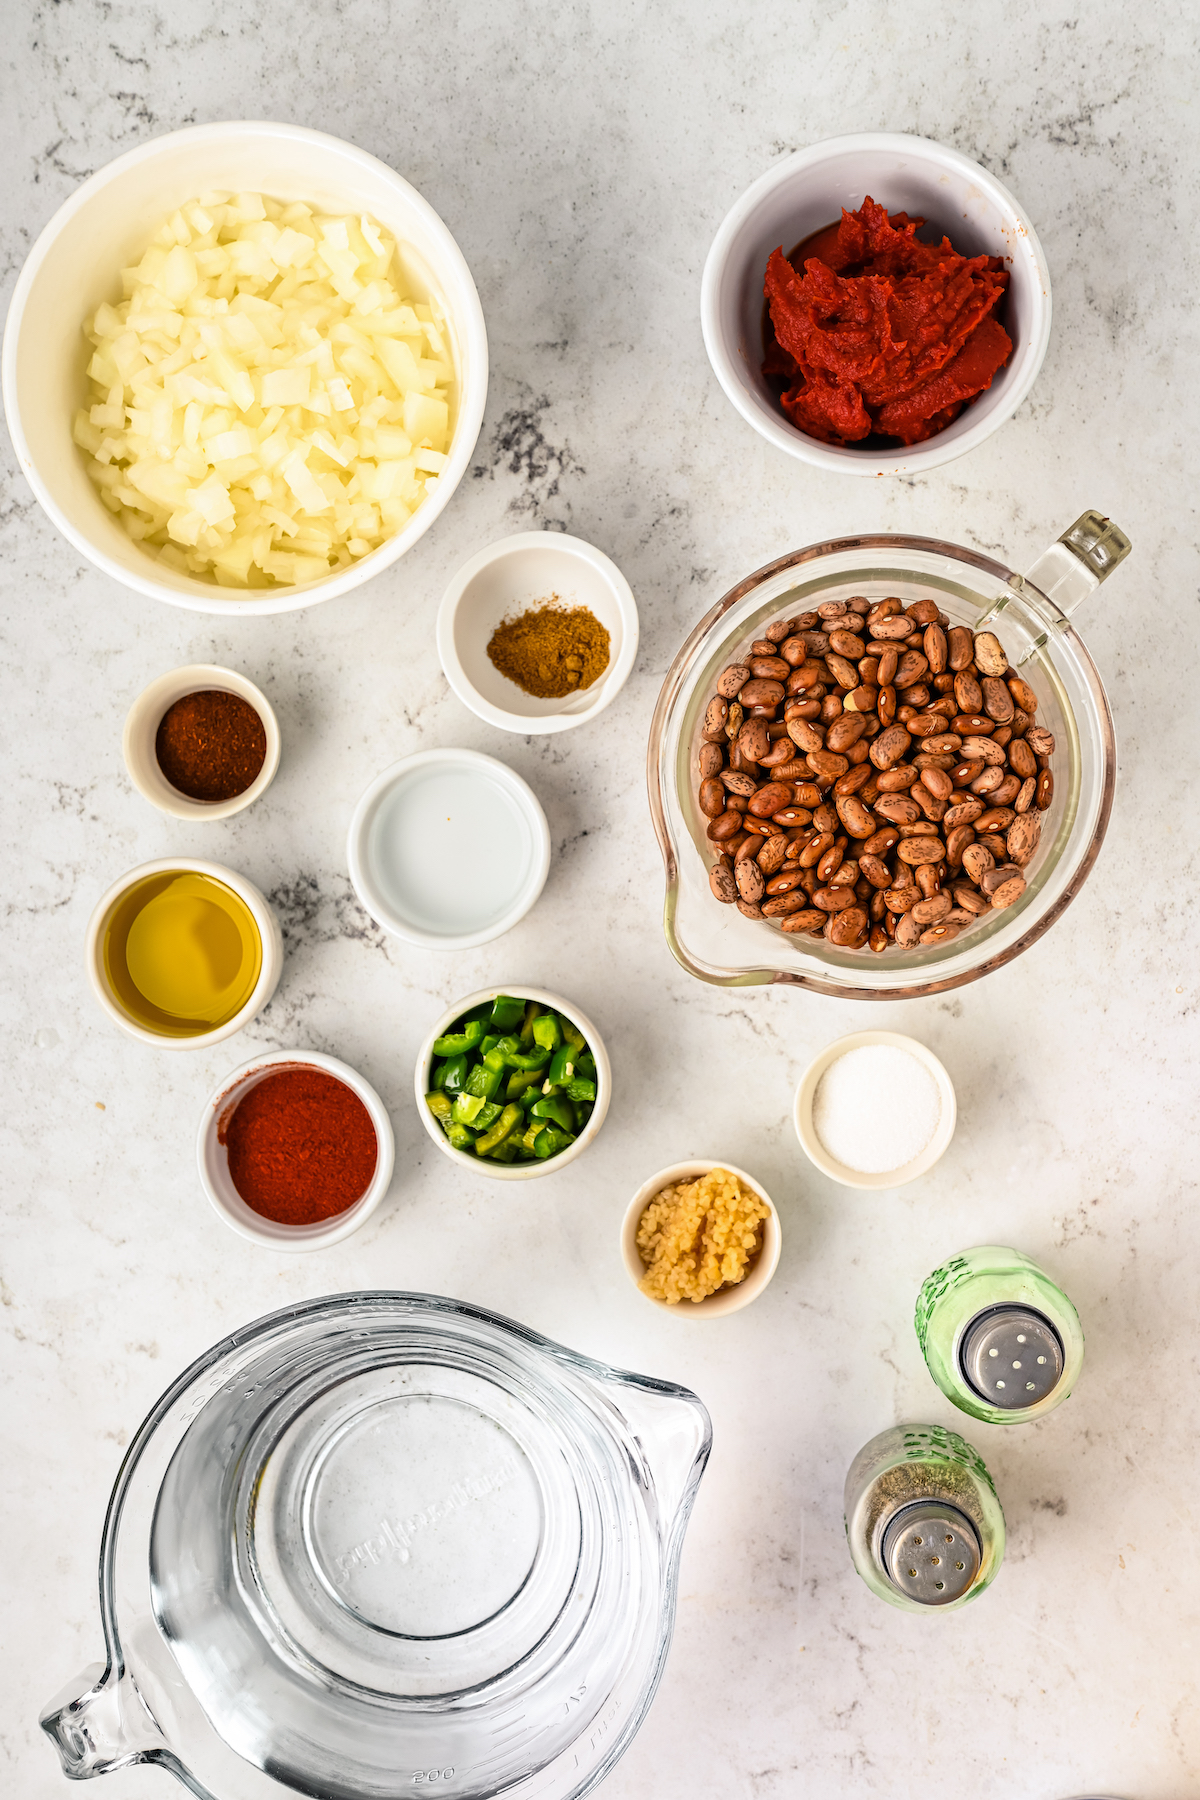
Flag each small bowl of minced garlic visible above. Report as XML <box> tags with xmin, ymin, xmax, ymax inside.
<box><xmin>620</xmin><ymin>1161</ymin><xmax>782</xmax><ymax>1318</ymax></box>
<box><xmin>436</xmin><ymin>530</ymin><xmax>639</xmax><ymax>733</ymax></box>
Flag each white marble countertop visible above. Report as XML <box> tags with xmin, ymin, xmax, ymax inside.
<box><xmin>3</xmin><ymin>7</ymin><xmax>1197</xmax><ymax>1798</ymax></box>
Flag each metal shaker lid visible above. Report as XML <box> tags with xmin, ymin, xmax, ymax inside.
<box><xmin>960</xmin><ymin>1304</ymin><xmax>1064</xmax><ymax>1409</ymax></box>
<box><xmin>881</xmin><ymin>1501</ymin><xmax>981</xmax><ymax>1605</ymax></box>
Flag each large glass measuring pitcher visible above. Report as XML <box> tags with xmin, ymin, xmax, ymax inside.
<box><xmin>41</xmin><ymin>1293</ymin><xmax>711</xmax><ymax>1800</ymax></box>
<box><xmin>649</xmin><ymin>511</ymin><xmax>1130</xmax><ymax>997</ymax></box>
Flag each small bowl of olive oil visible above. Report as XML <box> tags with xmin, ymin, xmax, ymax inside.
<box><xmin>85</xmin><ymin>858</ymin><xmax>283</xmax><ymax>1049</ymax></box>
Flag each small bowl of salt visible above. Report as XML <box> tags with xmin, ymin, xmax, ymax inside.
<box><xmin>794</xmin><ymin>1032</ymin><xmax>956</xmax><ymax>1190</ymax></box>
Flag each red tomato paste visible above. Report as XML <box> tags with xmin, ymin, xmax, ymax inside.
<box><xmin>762</xmin><ymin>197</ymin><xmax>1012</xmax><ymax>447</ymax></box>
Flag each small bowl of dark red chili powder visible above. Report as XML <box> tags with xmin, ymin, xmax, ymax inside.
<box><xmin>197</xmin><ymin>1050</ymin><xmax>395</xmax><ymax>1249</ymax></box>
<box><xmin>123</xmin><ymin>663</ymin><xmax>280</xmax><ymax>820</ymax></box>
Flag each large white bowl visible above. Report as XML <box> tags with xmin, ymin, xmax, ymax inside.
<box><xmin>1</xmin><ymin>120</ymin><xmax>488</xmax><ymax>614</ymax></box>
<box><xmin>436</xmin><ymin>531</ymin><xmax>640</xmax><ymax>734</ymax></box>
<box><xmin>414</xmin><ymin>984</ymin><xmax>611</xmax><ymax>1182</ymax></box>
<box><xmin>701</xmin><ymin>132</ymin><xmax>1052</xmax><ymax>478</ymax></box>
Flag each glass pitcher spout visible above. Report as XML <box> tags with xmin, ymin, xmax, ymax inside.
<box><xmin>41</xmin><ymin>1662</ymin><xmax>168</xmax><ymax>1781</ymax></box>
<box><xmin>594</xmin><ymin>1371</ymin><xmax>713</xmax><ymax>1539</ymax></box>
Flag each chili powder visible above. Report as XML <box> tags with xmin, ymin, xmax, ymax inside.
<box><xmin>156</xmin><ymin>689</ymin><xmax>267</xmax><ymax>803</ymax></box>
<box><xmin>219</xmin><ymin>1066</ymin><xmax>378</xmax><ymax>1225</ymax></box>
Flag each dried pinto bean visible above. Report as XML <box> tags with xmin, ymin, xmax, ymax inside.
<box><xmin>702</xmin><ymin>695</ymin><xmax>729</xmax><ymax>739</ymax></box>
<box><xmin>1008</xmin><ymin>675</ymin><xmax>1038</xmax><ymax>714</ymax></box>
<box><xmin>736</xmin><ymin>859</ymin><xmax>765</xmax><ymax>904</ymax></box>
<box><xmin>779</xmin><ymin>909</ymin><xmax>827</xmax><ymax>933</ymax></box>
<box><xmin>982</xmin><ymin>677</ymin><xmax>1015</xmax><ymax>723</ymax></box>
<box><xmin>990</xmin><ymin>875</ymin><xmax>1027</xmax><ymax>911</ymax></box>
<box><xmin>710</xmin><ymin>862</ymin><xmax>737</xmax><ymax>902</ymax></box>
<box><xmin>828</xmin><ymin>907</ymin><xmax>869</xmax><ymax>947</ymax></box>
<box><xmin>1036</xmin><ymin>769</ymin><xmax>1054</xmax><ymax>810</ymax></box>
<box><xmin>699</xmin><ymin>777</ymin><xmax>725</xmax><ymax>817</ymax></box>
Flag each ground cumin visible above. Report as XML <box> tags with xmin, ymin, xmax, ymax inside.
<box><xmin>487</xmin><ymin>598</ymin><xmax>610</xmax><ymax>699</ymax></box>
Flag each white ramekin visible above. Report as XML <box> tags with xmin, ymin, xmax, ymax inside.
<box><xmin>347</xmin><ymin>748</ymin><xmax>551</xmax><ymax>951</ymax></box>
<box><xmin>84</xmin><ymin>856</ymin><xmax>283</xmax><ymax>1050</ymax></box>
<box><xmin>122</xmin><ymin>664</ymin><xmax>281</xmax><ymax>820</ymax></box>
<box><xmin>414</xmin><ymin>985</ymin><xmax>610</xmax><ymax>1182</ymax></box>
<box><xmin>701</xmin><ymin>132</ymin><xmax>1052</xmax><ymax>477</ymax></box>
<box><xmin>1</xmin><ymin>120</ymin><xmax>488</xmax><ymax>614</ymax></box>
<box><xmin>793</xmin><ymin>1031</ymin><xmax>957</xmax><ymax>1190</ymax></box>
<box><xmin>436</xmin><ymin>531</ymin><xmax>640</xmax><ymax>734</ymax></box>
<box><xmin>197</xmin><ymin>1049</ymin><xmax>395</xmax><ymax>1250</ymax></box>
<box><xmin>621</xmin><ymin>1161</ymin><xmax>782</xmax><ymax>1318</ymax></box>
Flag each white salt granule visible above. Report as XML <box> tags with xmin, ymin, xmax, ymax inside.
<box><xmin>811</xmin><ymin>1045</ymin><xmax>941</xmax><ymax>1174</ymax></box>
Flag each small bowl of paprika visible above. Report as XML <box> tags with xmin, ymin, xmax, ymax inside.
<box><xmin>123</xmin><ymin>663</ymin><xmax>281</xmax><ymax>820</ymax></box>
<box><xmin>197</xmin><ymin>1049</ymin><xmax>396</xmax><ymax>1250</ymax></box>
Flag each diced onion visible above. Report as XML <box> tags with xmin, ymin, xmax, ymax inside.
<box><xmin>74</xmin><ymin>193</ymin><xmax>455</xmax><ymax>588</ymax></box>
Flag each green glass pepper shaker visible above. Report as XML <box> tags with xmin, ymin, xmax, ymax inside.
<box><xmin>915</xmin><ymin>1244</ymin><xmax>1085</xmax><ymax>1425</ymax></box>
<box><xmin>844</xmin><ymin>1423</ymin><xmax>1005</xmax><ymax>1613</ymax></box>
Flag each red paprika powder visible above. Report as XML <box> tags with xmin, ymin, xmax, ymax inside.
<box><xmin>220</xmin><ymin>1066</ymin><xmax>378</xmax><ymax>1224</ymax></box>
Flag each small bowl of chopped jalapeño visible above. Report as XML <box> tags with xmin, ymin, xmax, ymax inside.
<box><xmin>415</xmin><ymin>986</ymin><xmax>610</xmax><ymax>1179</ymax></box>
<box><xmin>436</xmin><ymin>531</ymin><xmax>639</xmax><ymax>734</ymax></box>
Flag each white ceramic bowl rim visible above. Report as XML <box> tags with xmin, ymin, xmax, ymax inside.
<box><xmin>435</xmin><ymin>531</ymin><xmax>641</xmax><ymax>735</ymax></box>
<box><xmin>122</xmin><ymin>664</ymin><xmax>281</xmax><ymax>820</ymax></box>
<box><xmin>793</xmin><ymin>1031</ymin><xmax>957</xmax><ymax>1190</ymax></box>
<box><xmin>413</xmin><ymin>983</ymin><xmax>611</xmax><ymax>1182</ymax></box>
<box><xmin>1</xmin><ymin>119</ymin><xmax>489</xmax><ymax>614</ymax></box>
<box><xmin>700</xmin><ymin>131</ymin><xmax>1053</xmax><ymax>477</ymax></box>
<box><xmin>620</xmin><ymin>1159</ymin><xmax>782</xmax><ymax>1317</ymax></box>
<box><xmin>347</xmin><ymin>748</ymin><xmax>552</xmax><ymax>950</ymax></box>
<box><xmin>197</xmin><ymin>1048</ymin><xmax>396</xmax><ymax>1250</ymax></box>
<box><xmin>84</xmin><ymin>855</ymin><xmax>283</xmax><ymax>1051</ymax></box>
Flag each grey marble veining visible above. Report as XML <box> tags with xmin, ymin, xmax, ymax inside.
<box><xmin>2</xmin><ymin>4</ymin><xmax>1198</xmax><ymax>1798</ymax></box>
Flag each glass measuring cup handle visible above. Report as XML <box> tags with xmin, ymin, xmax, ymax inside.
<box><xmin>1021</xmin><ymin>510</ymin><xmax>1133</xmax><ymax>616</ymax></box>
<box><xmin>41</xmin><ymin>1662</ymin><xmax>167</xmax><ymax>1780</ymax></box>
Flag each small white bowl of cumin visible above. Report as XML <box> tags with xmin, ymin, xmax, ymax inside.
<box><xmin>436</xmin><ymin>529</ymin><xmax>639</xmax><ymax>733</ymax></box>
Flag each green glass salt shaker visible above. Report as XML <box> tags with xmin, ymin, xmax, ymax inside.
<box><xmin>844</xmin><ymin>1423</ymin><xmax>1005</xmax><ymax>1613</ymax></box>
<box><xmin>915</xmin><ymin>1244</ymin><xmax>1085</xmax><ymax>1426</ymax></box>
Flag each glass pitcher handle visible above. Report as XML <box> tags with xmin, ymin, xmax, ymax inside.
<box><xmin>1021</xmin><ymin>510</ymin><xmax>1132</xmax><ymax>616</ymax></box>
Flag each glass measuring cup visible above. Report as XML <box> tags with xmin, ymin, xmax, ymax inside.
<box><xmin>40</xmin><ymin>1293</ymin><xmax>711</xmax><ymax>1800</ymax></box>
<box><xmin>648</xmin><ymin>512</ymin><xmax>1130</xmax><ymax>997</ymax></box>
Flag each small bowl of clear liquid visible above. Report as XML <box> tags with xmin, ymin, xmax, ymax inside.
<box><xmin>347</xmin><ymin>748</ymin><xmax>552</xmax><ymax>950</ymax></box>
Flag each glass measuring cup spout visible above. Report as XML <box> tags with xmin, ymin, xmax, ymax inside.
<box><xmin>584</xmin><ymin>1357</ymin><xmax>713</xmax><ymax>1545</ymax></box>
<box><xmin>41</xmin><ymin>1293</ymin><xmax>713</xmax><ymax>1800</ymax></box>
<box><xmin>41</xmin><ymin>1661</ymin><xmax>170</xmax><ymax>1781</ymax></box>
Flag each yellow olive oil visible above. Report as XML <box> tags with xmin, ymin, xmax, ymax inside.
<box><xmin>103</xmin><ymin>871</ymin><xmax>262</xmax><ymax>1037</ymax></box>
